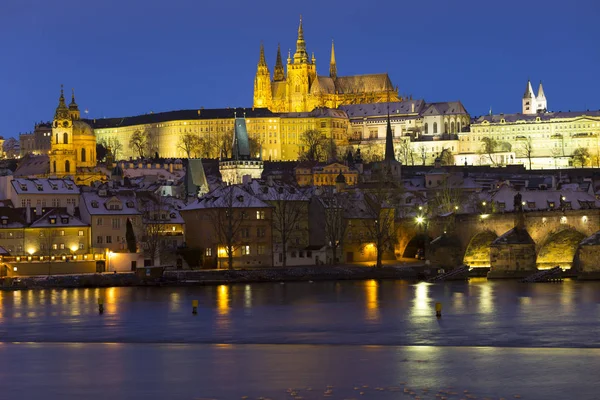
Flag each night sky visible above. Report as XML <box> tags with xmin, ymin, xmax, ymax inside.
<box><xmin>2</xmin><ymin>0</ymin><xmax>599</xmax><ymax>137</ymax></box>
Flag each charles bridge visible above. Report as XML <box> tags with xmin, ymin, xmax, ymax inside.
<box><xmin>396</xmin><ymin>208</ymin><xmax>600</xmax><ymax>271</ymax></box>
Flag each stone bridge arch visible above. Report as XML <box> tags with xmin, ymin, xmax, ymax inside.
<box><xmin>536</xmin><ymin>227</ymin><xmax>587</xmax><ymax>270</ymax></box>
<box><xmin>463</xmin><ymin>230</ymin><xmax>498</xmax><ymax>268</ymax></box>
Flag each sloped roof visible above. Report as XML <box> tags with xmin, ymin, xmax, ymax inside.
<box><xmin>340</xmin><ymin>100</ymin><xmax>425</xmax><ymax>118</ymax></box>
<box><xmin>491</xmin><ymin>185</ymin><xmax>599</xmax><ymax>211</ymax></box>
<box><xmin>491</xmin><ymin>227</ymin><xmax>534</xmax><ymax>245</ymax></box>
<box><xmin>421</xmin><ymin>101</ymin><xmax>468</xmax><ymax>116</ymax></box>
<box><xmin>88</xmin><ymin>107</ymin><xmax>278</xmax><ymax>129</ymax></box>
<box><xmin>232</xmin><ymin>117</ymin><xmax>251</xmax><ymax>159</ymax></box>
<box><xmin>186</xmin><ymin>158</ymin><xmax>209</xmax><ymax>196</ymax></box>
<box><xmin>182</xmin><ymin>185</ymin><xmax>271</xmax><ymax>210</ymax></box>
<box><xmin>13</xmin><ymin>154</ymin><xmax>50</xmax><ymax>177</ymax></box>
<box><xmin>243</xmin><ymin>180</ymin><xmax>308</xmax><ymax>202</ymax></box>
<box><xmin>30</xmin><ymin>208</ymin><xmax>87</xmax><ymax>228</ymax></box>
<box><xmin>334</xmin><ymin>73</ymin><xmax>393</xmax><ymax>93</ymax></box>
<box><xmin>310</xmin><ymin>76</ymin><xmax>336</xmax><ymax>94</ymax></box>
<box><xmin>474</xmin><ymin>110</ymin><xmax>600</xmax><ymax>124</ymax></box>
<box><xmin>12</xmin><ymin>178</ymin><xmax>79</xmax><ymax>195</ymax></box>
<box><xmin>81</xmin><ymin>192</ymin><xmax>140</xmax><ymax>216</ymax></box>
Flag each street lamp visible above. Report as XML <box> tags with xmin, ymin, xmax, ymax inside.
<box><xmin>71</xmin><ymin>245</ymin><xmax>79</xmax><ymax>260</ymax></box>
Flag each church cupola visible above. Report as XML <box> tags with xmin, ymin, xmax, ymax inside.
<box><xmin>69</xmin><ymin>88</ymin><xmax>80</xmax><ymax>120</ymax></box>
<box><xmin>293</xmin><ymin>15</ymin><xmax>308</xmax><ymax>64</ymax></box>
<box><xmin>329</xmin><ymin>40</ymin><xmax>337</xmax><ymax>79</ymax></box>
<box><xmin>274</xmin><ymin>43</ymin><xmax>285</xmax><ymax>82</ymax></box>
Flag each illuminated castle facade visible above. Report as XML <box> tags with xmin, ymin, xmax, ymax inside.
<box><xmin>253</xmin><ymin>17</ymin><xmax>399</xmax><ymax>113</ymax></box>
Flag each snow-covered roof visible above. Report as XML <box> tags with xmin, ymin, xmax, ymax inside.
<box><xmin>243</xmin><ymin>180</ymin><xmax>308</xmax><ymax>202</ymax></box>
<box><xmin>491</xmin><ymin>185</ymin><xmax>598</xmax><ymax>212</ymax></box>
<box><xmin>81</xmin><ymin>192</ymin><xmax>140</xmax><ymax>215</ymax></box>
<box><xmin>30</xmin><ymin>209</ymin><xmax>87</xmax><ymax>228</ymax></box>
<box><xmin>183</xmin><ymin>185</ymin><xmax>271</xmax><ymax>210</ymax></box>
<box><xmin>11</xmin><ymin>178</ymin><xmax>79</xmax><ymax>195</ymax></box>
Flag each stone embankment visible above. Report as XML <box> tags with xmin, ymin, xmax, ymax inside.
<box><xmin>1</xmin><ymin>265</ymin><xmax>421</xmax><ymax>290</ymax></box>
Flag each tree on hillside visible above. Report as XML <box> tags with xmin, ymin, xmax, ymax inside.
<box><xmin>439</xmin><ymin>148</ymin><xmax>454</xmax><ymax>166</ymax></box>
<box><xmin>101</xmin><ymin>137</ymin><xmax>124</xmax><ymax>161</ymax></box>
<box><xmin>480</xmin><ymin>137</ymin><xmax>499</xmax><ymax>165</ymax></box>
<box><xmin>177</xmin><ymin>132</ymin><xmax>201</xmax><ymax>158</ymax></box>
<box><xmin>298</xmin><ymin>129</ymin><xmax>327</xmax><ymax>162</ymax></box>
<box><xmin>130</xmin><ymin>129</ymin><xmax>149</xmax><ymax>158</ymax></box>
<box><xmin>418</xmin><ymin>144</ymin><xmax>428</xmax><ymax>165</ymax></box>
<box><xmin>517</xmin><ymin>137</ymin><xmax>534</xmax><ymax>169</ymax></box>
<box><xmin>396</xmin><ymin>140</ymin><xmax>416</xmax><ymax>166</ymax></box>
<box><xmin>2</xmin><ymin>137</ymin><xmax>19</xmax><ymax>159</ymax></box>
<box><xmin>572</xmin><ymin>147</ymin><xmax>590</xmax><ymax>168</ymax></box>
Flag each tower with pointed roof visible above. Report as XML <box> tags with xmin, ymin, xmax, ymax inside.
<box><xmin>253</xmin><ymin>43</ymin><xmax>272</xmax><ymax>109</ymax></box>
<box><xmin>219</xmin><ymin>115</ymin><xmax>264</xmax><ymax>185</ymax></box>
<box><xmin>274</xmin><ymin>44</ymin><xmax>285</xmax><ymax>82</ymax></box>
<box><xmin>536</xmin><ymin>81</ymin><xmax>547</xmax><ymax>112</ymax></box>
<box><xmin>522</xmin><ymin>79</ymin><xmax>536</xmax><ymax>115</ymax></box>
<box><xmin>329</xmin><ymin>40</ymin><xmax>337</xmax><ymax>79</ymax></box>
<box><xmin>286</xmin><ymin>15</ymin><xmax>317</xmax><ymax>112</ymax></box>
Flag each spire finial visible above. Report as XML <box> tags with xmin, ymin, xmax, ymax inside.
<box><xmin>71</xmin><ymin>88</ymin><xmax>75</xmax><ymax>103</ymax></box>
<box><xmin>384</xmin><ymin>89</ymin><xmax>395</xmax><ymax>162</ymax></box>
<box><xmin>329</xmin><ymin>39</ymin><xmax>337</xmax><ymax>79</ymax></box>
<box><xmin>274</xmin><ymin>43</ymin><xmax>285</xmax><ymax>81</ymax></box>
<box><xmin>294</xmin><ymin>15</ymin><xmax>307</xmax><ymax>63</ymax></box>
<box><xmin>258</xmin><ymin>41</ymin><xmax>267</xmax><ymax>67</ymax></box>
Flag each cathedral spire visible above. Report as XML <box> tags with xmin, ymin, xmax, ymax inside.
<box><xmin>274</xmin><ymin>43</ymin><xmax>285</xmax><ymax>81</ymax></box>
<box><xmin>537</xmin><ymin>81</ymin><xmax>546</xmax><ymax>99</ymax></box>
<box><xmin>329</xmin><ymin>39</ymin><xmax>337</xmax><ymax>79</ymax></box>
<box><xmin>258</xmin><ymin>42</ymin><xmax>267</xmax><ymax>67</ymax></box>
<box><xmin>293</xmin><ymin>15</ymin><xmax>308</xmax><ymax>63</ymax></box>
<box><xmin>523</xmin><ymin>79</ymin><xmax>534</xmax><ymax>99</ymax></box>
<box><xmin>384</xmin><ymin>93</ymin><xmax>395</xmax><ymax>162</ymax></box>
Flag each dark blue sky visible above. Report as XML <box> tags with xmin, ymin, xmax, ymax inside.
<box><xmin>2</xmin><ymin>0</ymin><xmax>599</xmax><ymax>138</ymax></box>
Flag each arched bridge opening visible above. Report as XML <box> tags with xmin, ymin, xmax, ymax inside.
<box><xmin>463</xmin><ymin>230</ymin><xmax>498</xmax><ymax>268</ymax></box>
<box><xmin>536</xmin><ymin>228</ymin><xmax>586</xmax><ymax>270</ymax></box>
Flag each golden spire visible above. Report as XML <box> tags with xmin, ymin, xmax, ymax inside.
<box><xmin>54</xmin><ymin>84</ymin><xmax>69</xmax><ymax>120</ymax></box>
<box><xmin>258</xmin><ymin>42</ymin><xmax>267</xmax><ymax>67</ymax></box>
<box><xmin>293</xmin><ymin>15</ymin><xmax>308</xmax><ymax>63</ymax></box>
<box><xmin>329</xmin><ymin>39</ymin><xmax>337</xmax><ymax>79</ymax></box>
<box><xmin>274</xmin><ymin>43</ymin><xmax>285</xmax><ymax>81</ymax></box>
<box><xmin>69</xmin><ymin>88</ymin><xmax>79</xmax><ymax>110</ymax></box>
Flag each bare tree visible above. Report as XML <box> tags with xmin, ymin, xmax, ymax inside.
<box><xmin>517</xmin><ymin>137</ymin><xmax>534</xmax><ymax>169</ymax></box>
<box><xmin>216</xmin><ymin>129</ymin><xmax>233</xmax><ymax>159</ymax></box>
<box><xmin>318</xmin><ymin>187</ymin><xmax>348</xmax><ymax>264</ymax></box>
<box><xmin>418</xmin><ymin>144</ymin><xmax>428</xmax><ymax>165</ymax></box>
<box><xmin>439</xmin><ymin>147</ymin><xmax>454</xmax><ymax>166</ymax></box>
<box><xmin>130</xmin><ymin>129</ymin><xmax>149</xmax><ymax>158</ymax></box>
<box><xmin>35</xmin><ymin>229</ymin><xmax>60</xmax><ymax>276</ymax></box>
<box><xmin>359</xmin><ymin>180</ymin><xmax>403</xmax><ymax>268</ymax></box>
<box><xmin>396</xmin><ymin>140</ymin><xmax>415</xmax><ymax>166</ymax></box>
<box><xmin>207</xmin><ymin>186</ymin><xmax>252</xmax><ymax>269</ymax></box>
<box><xmin>138</xmin><ymin>194</ymin><xmax>169</xmax><ymax>266</ymax></box>
<box><xmin>480</xmin><ymin>137</ymin><xmax>500</xmax><ymax>165</ymax></box>
<box><xmin>2</xmin><ymin>137</ymin><xmax>19</xmax><ymax>159</ymax></box>
<box><xmin>177</xmin><ymin>132</ymin><xmax>201</xmax><ymax>158</ymax></box>
<box><xmin>551</xmin><ymin>147</ymin><xmax>562</xmax><ymax>168</ymax></box>
<box><xmin>269</xmin><ymin>184</ymin><xmax>308</xmax><ymax>267</ymax></box>
<box><xmin>572</xmin><ymin>147</ymin><xmax>590</xmax><ymax>168</ymax></box>
<box><xmin>299</xmin><ymin>129</ymin><xmax>327</xmax><ymax>162</ymax></box>
<box><xmin>101</xmin><ymin>137</ymin><xmax>124</xmax><ymax>161</ymax></box>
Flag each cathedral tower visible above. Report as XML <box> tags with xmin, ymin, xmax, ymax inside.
<box><xmin>287</xmin><ymin>16</ymin><xmax>316</xmax><ymax>112</ymax></box>
<box><xmin>253</xmin><ymin>43</ymin><xmax>272</xmax><ymax>109</ymax></box>
<box><xmin>522</xmin><ymin>79</ymin><xmax>537</xmax><ymax>115</ymax></box>
<box><xmin>536</xmin><ymin>81</ymin><xmax>547</xmax><ymax>112</ymax></box>
<box><xmin>274</xmin><ymin>44</ymin><xmax>285</xmax><ymax>82</ymax></box>
<box><xmin>69</xmin><ymin>88</ymin><xmax>80</xmax><ymax>120</ymax></box>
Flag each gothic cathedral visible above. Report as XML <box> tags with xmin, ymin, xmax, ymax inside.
<box><xmin>253</xmin><ymin>17</ymin><xmax>400</xmax><ymax>113</ymax></box>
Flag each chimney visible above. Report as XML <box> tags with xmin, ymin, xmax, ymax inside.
<box><xmin>66</xmin><ymin>202</ymin><xmax>75</xmax><ymax>216</ymax></box>
<box><xmin>411</xmin><ymin>103</ymin><xmax>415</xmax><ymax>113</ymax></box>
<box><xmin>169</xmin><ymin>163</ymin><xmax>174</xmax><ymax>173</ymax></box>
<box><xmin>242</xmin><ymin>175</ymin><xmax>252</xmax><ymax>185</ymax></box>
<box><xmin>26</xmin><ymin>205</ymin><xmax>31</xmax><ymax>224</ymax></box>
<box><xmin>35</xmin><ymin>204</ymin><xmax>42</xmax><ymax>216</ymax></box>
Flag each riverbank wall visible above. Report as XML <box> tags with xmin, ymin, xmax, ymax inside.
<box><xmin>1</xmin><ymin>265</ymin><xmax>422</xmax><ymax>290</ymax></box>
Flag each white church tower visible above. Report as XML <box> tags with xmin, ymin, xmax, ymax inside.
<box><xmin>535</xmin><ymin>81</ymin><xmax>547</xmax><ymax>113</ymax></box>
<box><xmin>522</xmin><ymin>79</ymin><xmax>548</xmax><ymax>115</ymax></box>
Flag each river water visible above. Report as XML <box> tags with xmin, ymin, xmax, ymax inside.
<box><xmin>0</xmin><ymin>279</ymin><xmax>599</xmax><ymax>399</ymax></box>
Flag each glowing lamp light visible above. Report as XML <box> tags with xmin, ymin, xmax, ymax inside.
<box><xmin>582</xmin><ymin>216</ymin><xmax>588</xmax><ymax>223</ymax></box>
<box><xmin>51</xmin><ymin>256</ymin><xmax>56</xmax><ymax>261</ymax></box>
<box><xmin>27</xmin><ymin>256</ymin><xmax>32</xmax><ymax>261</ymax></box>
<box><xmin>27</xmin><ymin>248</ymin><xmax>35</xmax><ymax>255</ymax></box>
<box><xmin>454</xmin><ymin>206</ymin><xmax>459</xmax><ymax>210</ymax></box>
<box><xmin>172</xmin><ymin>226</ymin><xmax>176</xmax><ymax>232</ymax></box>
<box><xmin>16</xmin><ymin>256</ymin><xmax>21</xmax><ymax>262</ymax></box>
<box><xmin>482</xmin><ymin>201</ymin><xmax>487</xmax><ymax>206</ymax></box>
<box><xmin>480</xmin><ymin>214</ymin><xmax>490</xmax><ymax>219</ymax></box>
<box><xmin>560</xmin><ymin>216</ymin><xmax>567</xmax><ymax>224</ymax></box>
<box><xmin>416</xmin><ymin>216</ymin><xmax>425</xmax><ymax>224</ymax></box>
<box><xmin>561</xmin><ymin>196</ymin><xmax>566</xmax><ymax>201</ymax></box>
<box><xmin>108</xmin><ymin>251</ymin><xmax>114</xmax><ymax>258</ymax></box>
<box><xmin>418</xmin><ymin>206</ymin><xmax>423</xmax><ymax>211</ymax></box>
<box><xmin>218</xmin><ymin>247</ymin><xmax>227</xmax><ymax>257</ymax></box>
<box><xmin>13</xmin><ymin>267</ymin><xmax>17</xmax><ymax>272</ymax></box>
<box><xmin>71</xmin><ymin>245</ymin><xmax>78</xmax><ymax>253</ymax></box>
<box><xmin>522</xmin><ymin>201</ymin><xmax>526</xmax><ymax>206</ymax></box>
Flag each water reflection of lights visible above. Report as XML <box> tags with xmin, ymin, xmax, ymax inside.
<box><xmin>170</xmin><ymin>292</ymin><xmax>181</xmax><ymax>312</ymax></box>
<box><xmin>410</xmin><ymin>282</ymin><xmax>430</xmax><ymax>317</ymax></box>
<box><xmin>365</xmin><ymin>279</ymin><xmax>380</xmax><ymax>322</ymax></box>
<box><xmin>217</xmin><ymin>285</ymin><xmax>230</xmax><ymax>316</ymax></box>
<box><xmin>244</xmin><ymin>285</ymin><xmax>252</xmax><ymax>309</ymax></box>
<box><xmin>479</xmin><ymin>283</ymin><xmax>494</xmax><ymax>313</ymax></box>
<box><xmin>453</xmin><ymin>292</ymin><xmax>465</xmax><ymax>312</ymax></box>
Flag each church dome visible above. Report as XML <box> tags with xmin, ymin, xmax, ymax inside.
<box><xmin>72</xmin><ymin>120</ymin><xmax>94</xmax><ymax>136</ymax></box>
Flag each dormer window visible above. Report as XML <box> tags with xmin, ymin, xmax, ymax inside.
<box><xmin>91</xmin><ymin>201</ymin><xmax>99</xmax><ymax>208</ymax></box>
<box><xmin>170</xmin><ymin>212</ymin><xmax>176</xmax><ymax>219</ymax></box>
<box><xmin>36</xmin><ymin>184</ymin><xmax>43</xmax><ymax>191</ymax></box>
<box><xmin>126</xmin><ymin>201</ymin><xmax>134</xmax><ymax>208</ymax></box>
<box><xmin>1</xmin><ymin>217</ymin><xmax>8</xmax><ymax>225</ymax></box>
<box><xmin>527</xmin><ymin>201</ymin><xmax>536</xmax><ymax>209</ymax></box>
<box><xmin>50</xmin><ymin>218</ymin><xmax>56</xmax><ymax>224</ymax></box>
<box><xmin>548</xmin><ymin>201</ymin><xmax>555</xmax><ymax>209</ymax></box>
<box><xmin>62</xmin><ymin>218</ymin><xmax>69</xmax><ymax>224</ymax></box>
<box><xmin>20</xmin><ymin>183</ymin><xmax>28</xmax><ymax>191</ymax></box>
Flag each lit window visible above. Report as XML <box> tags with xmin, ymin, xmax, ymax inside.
<box><xmin>78</xmin><ymin>230</ymin><xmax>84</xmax><ymax>236</ymax></box>
<box><xmin>256</xmin><ymin>211</ymin><xmax>265</xmax><ymax>220</ymax></box>
<box><xmin>205</xmin><ymin>248</ymin><xmax>212</xmax><ymax>257</ymax></box>
<box><xmin>241</xmin><ymin>245</ymin><xmax>250</xmax><ymax>255</ymax></box>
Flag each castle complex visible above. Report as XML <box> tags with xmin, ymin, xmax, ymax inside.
<box><xmin>253</xmin><ymin>17</ymin><xmax>399</xmax><ymax>112</ymax></box>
